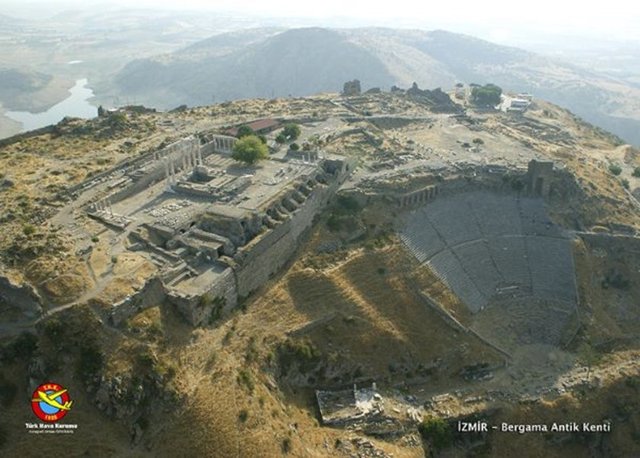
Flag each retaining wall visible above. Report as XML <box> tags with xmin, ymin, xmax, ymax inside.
<box><xmin>167</xmin><ymin>266</ymin><xmax>238</xmax><ymax>326</ymax></box>
<box><xmin>108</xmin><ymin>277</ymin><xmax>166</xmax><ymax>325</ymax></box>
<box><xmin>235</xmin><ymin>163</ymin><xmax>349</xmax><ymax>298</ymax></box>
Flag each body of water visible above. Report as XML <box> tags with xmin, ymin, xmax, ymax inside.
<box><xmin>6</xmin><ymin>78</ymin><xmax>97</xmax><ymax>132</ymax></box>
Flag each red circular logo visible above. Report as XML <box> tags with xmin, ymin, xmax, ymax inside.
<box><xmin>31</xmin><ymin>382</ymin><xmax>73</xmax><ymax>422</ymax></box>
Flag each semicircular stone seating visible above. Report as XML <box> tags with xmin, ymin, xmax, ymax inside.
<box><xmin>399</xmin><ymin>191</ymin><xmax>577</xmax><ymax>346</ymax></box>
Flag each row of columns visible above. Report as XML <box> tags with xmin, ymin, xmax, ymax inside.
<box><xmin>92</xmin><ymin>197</ymin><xmax>114</xmax><ymax>216</ymax></box>
<box><xmin>399</xmin><ymin>186</ymin><xmax>438</xmax><ymax>208</ymax></box>
<box><xmin>301</xmin><ymin>152</ymin><xmax>318</xmax><ymax>163</ymax></box>
<box><xmin>211</xmin><ymin>136</ymin><xmax>236</xmax><ymax>152</ymax></box>
<box><xmin>154</xmin><ymin>136</ymin><xmax>199</xmax><ymax>162</ymax></box>
<box><xmin>164</xmin><ymin>145</ymin><xmax>203</xmax><ymax>185</ymax></box>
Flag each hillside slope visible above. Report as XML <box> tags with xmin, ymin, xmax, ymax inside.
<box><xmin>108</xmin><ymin>27</ymin><xmax>640</xmax><ymax>145</ymax></box>
<box><xmin>112</xmin><ymin>28</ymin><xmax>394</xmax><ymax>108</ymax></box>
<box><xmin>1</xmin><ymin>91</ymin><xmax>640</xmax><ymax>456</ymax></box>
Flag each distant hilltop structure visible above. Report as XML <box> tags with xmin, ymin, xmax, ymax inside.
<box><xmin>507</xmin><ymin>93</ymin><xmax>534</xmax><ymax>112</ymax></box>
<box><xmin>342</xmin><ymin>79</ymin><xmax>361</xmax><ymax>96</ymax></box>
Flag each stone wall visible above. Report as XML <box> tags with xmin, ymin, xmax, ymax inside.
<box><xmin>167</xmin><ymin>266</ymin><xmax>238</xmax><ymax>326</ymax></box>
<box><xmin>234</xmin><ymin>162</ymin><xmax>349</xmax><ymax>299</ymax></box>
<box><xmin>67</xmin><ymin>137</ymin><xmax>193</xmax><ymax>197</ymax></box>
<box><xmin>113</xmin><ymin>157</ymin><xmax>350</xmax><ymax>326</ymax></box>
<box><xmin>234</xmin><ymin>222</ymin><xmax>297</xmax><ymax>298</ymax></box>
<box><xmin>107</xmin><ymin>165</ymin><xmax>165</xmax><ymax>206</ymax></box>
<box><xmin>108</xmin><ymin>277</ymin><xmax>166</xmax><ymax>325</ymax></box>
<box><xmin>342</xmin><ymin>166</ymin><xmax>527</xmax><ymax>210</ymax></box>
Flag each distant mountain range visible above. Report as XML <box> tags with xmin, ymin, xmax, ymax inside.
<box><xmin>98</xmin><ymin>27</ymin><xmax>640</xmax><ymax>145</ymax></box>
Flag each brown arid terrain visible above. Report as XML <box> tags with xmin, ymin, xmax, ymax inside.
<box><xmin>1</xmin><ymin>87</ymin><xmax>640</xmax><ymax>457</ymax></box>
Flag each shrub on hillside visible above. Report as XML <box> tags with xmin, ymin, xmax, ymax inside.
<box><xmin>418</xmin><ymin>416</ymin><xmax>453</xmax><ymax>451</ymax></box>
<box><xmin>278</xmin><ymin>338</ymin><xmax>320</xmax><ymax>374</ymax></box>
<box><xmin>609</xmin><ymin>164</ymin><xmax>622</xmax><ymax>176</ymax></box>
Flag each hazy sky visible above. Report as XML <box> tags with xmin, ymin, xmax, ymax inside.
<box><xmin>119</xmin><ymin>0</ymin><xmax>638</xmax><ymax>34</ymax></box>
<box><xmin>5</xmin><ymin>0</ymin><xmax>640</xmax><ymax>43</ymax></box>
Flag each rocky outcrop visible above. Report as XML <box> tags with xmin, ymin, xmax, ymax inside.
<box><xmin>0</xmin><ymin>273</ymin><xmax>43</xmax><ymax>318</ymax></box>
<box><xmin>90</xmin><ymin>366</ymin><xmax>182</xmax><ymax>446</ymax></box>
<box><xmin>406</xmin><ymin>82</ymin><xmax>461</xmax><ymax>113</ymax></box>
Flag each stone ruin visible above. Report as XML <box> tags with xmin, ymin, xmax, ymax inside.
<box><xmin>65</xmin><ymin>130</ymin><xmax>353</xmax><ymax>326</ymax></box>
<box><xmin>525</xmin><ymin>159</ymin><xmax>554</xmax><ymax>197</ymax></box>
<box><xmin>342</xmin><ymin>79</ymin><xmax>362</xmax><ymax>96</ymax></box>
<box><xmin>316</xmin><ymin>383</ymin><xmax>383</xmax><ymax>426</ymax></box>
<box><xmin>406</xmin><ymin>82</ymin><xmax>461</xmax><ymax>113</ymax></box>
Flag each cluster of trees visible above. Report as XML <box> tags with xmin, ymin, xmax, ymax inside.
<box><xmin>471</xmin><ymin>83</ymin><xmax>502</xmax><ymax>107</ymax></box>
<box><xmin>275</xmin><ymin>123</ymin><xmax>301</xmax><ymax>144</ymax></box>
<box><xmin>232</xmin><ymin>122</ymin><xmax>301</xmax><ymax>165</ymax></box>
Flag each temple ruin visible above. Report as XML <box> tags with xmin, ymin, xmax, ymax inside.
<box><xmin>64</xmin><ymin>133</ymin><xmax>352</xmax><ymax>325</ymax></box>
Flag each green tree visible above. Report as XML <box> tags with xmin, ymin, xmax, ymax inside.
<box><xmin>471</xmin><ymin>84</ymin><xmax>502</xmax><ymax>107</ymax></box>
<box><xmin>282</xmin><ymin>123</ymin><xmax>301</xmax><ymax>141</ymax></box>
<box><xmin>232</xmin><ymin>135</ymin><xmax>269</xmax><ymax>165</ymax></box>
<box><xmin>289</xmin><ymin>143</ymin><xmax>300</xmax><ymax>151</ymax></box>
<box><xmin>275</xmin><ymin>133</ymin><xmax>286</xmax><ymax>144</ymax></box>
<box><xmin>632</xmin><ymin>166</ymin><xmax>640</xmax><ymax>178</ymax></box>
<box><xmin>418</xmin><ymin>416</ymin><xmax>453</xmax><ymax>451</ymax></box>
<box><xmin>22</xmin><ymin>224</ymin><xmax>35</xmax><ymax>236</ymax></box>
<box><xmin>236</xmin><ymin>125</ymin><xmax>254</xmax><ymax>138</ymax></box>
<box><xmin>609</xmin><ymin>164</ymin><xmax>622</xmax><ymax>176</ymax></box>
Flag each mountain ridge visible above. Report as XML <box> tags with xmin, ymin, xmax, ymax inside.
<box><xmin>104</xmin><ymin>27</ymin><xmax>640</xmax><ymax>145</ymax></box>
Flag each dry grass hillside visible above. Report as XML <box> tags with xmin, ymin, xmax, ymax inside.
<box><xmin>1</xmin><ymin>91</ymin><xmax>640</xmax><ymax>456</ymax></box>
